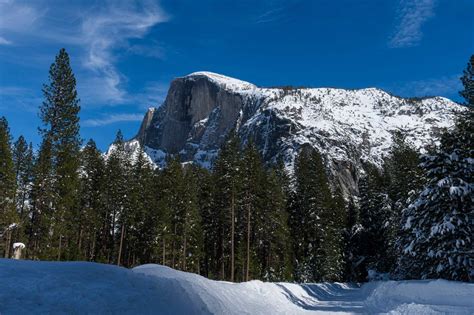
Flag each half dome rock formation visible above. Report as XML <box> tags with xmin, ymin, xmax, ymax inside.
<box><xmin>126</xmin><ymin>71</ymin><xmax>464</xmax><ymax>195</ymax></box>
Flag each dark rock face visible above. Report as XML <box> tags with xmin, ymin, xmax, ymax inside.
<box><xmin>131</xmin><ymin>72</ymin><xmax>462</xmax><ymax>196</ymax></box>
<box><xmin>138</xmin><ymin>75</ymin><xmax>247</xmax><ymax>155</ymax></box>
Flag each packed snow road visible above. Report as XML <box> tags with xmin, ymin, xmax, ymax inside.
<box><xmin>0</xmin><ymin>259</ymin><xmax>473</xmax><ymax>314</ymax></box>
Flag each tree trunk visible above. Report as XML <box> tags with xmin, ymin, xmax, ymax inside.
<box><xmin>162</xmin><ymin>238</ymin><xmax>166</xmax><ymax>266</ymax></box>
<box><xmin>90</xmin><ymin>237</ymin><xmax>96</xmax><ymax>261</ymax></box>
<box><xmin>231</xmin><ymin>191</ymin><xmax>235</xmax><ymax>282</ymax></box>
<box><xmin>172</xmin><ymin>224</ymin><xmax>177</xmax><ymax>269</ymax></box>
<box><xmin>78</xmin><ymin>228</ymin><xmax>83</xmax><ymax>259</ymax></box>
<box><xmin>221</xmin><ymin>237</ymin><xmax>225</xmax><ymax>280</ymax></box>
<box><xmin>246</xmin><ymin>203</ymin><xmax>251</xmax><ymax>282</ymax></box>
<box><xmin>4</xmin><ymin>231</ymin><xmax>11</xmax><ymax>258</ymax></box>
<box><xmin>117</xmin><ymin>224</ymin><xmax>125</xmax><ymax>266</ymax></box>
<box><xmin>111</xmin><ymin>209</ymin><xmax>116</xmax><ymax>261</ymax></box>
<box><xmin>182</xmin><ymin>229</ymin><xmax>187</xmax><ymax>271</ymax></box>
<box><xmin>58</xmin><ymin>235</ymin><xmax>62</xmax><ymax>261</ymax></box>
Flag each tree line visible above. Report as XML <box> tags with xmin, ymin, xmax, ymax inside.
<box><xmin>0</xmin><ymin>49</ymin><xmax>472</xmax><ymax>282</ymax></box>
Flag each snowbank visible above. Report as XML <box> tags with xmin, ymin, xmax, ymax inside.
<box><xmin>364</xmin><ymin>280</ymin><xmax>474</xmax><ymax>314</ymax></box>
<box><xmin>0</xmin><ymin>259</ymin><xmax>472</xmax><ymax>314</ymax></box>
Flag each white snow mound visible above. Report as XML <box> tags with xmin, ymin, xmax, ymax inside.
<box><xmin>0</xmin><ymin>259</ymin><xmax>472</xmax><ymax>314</ymax></box>
<box><xmin>12</xmin><ymin>242</ymin><xmax>25</xmax><ymax>250</ymax></box>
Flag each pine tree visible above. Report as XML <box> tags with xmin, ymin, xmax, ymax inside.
<box><xmin>238</xmin><ymin>142</ymin><xmax>266</xmax><ymax>281</ymax></box>
<box><xmin>212</xmin><ymin>131</ymin><xmax>242</xmax><ymax>281</ymax></box>
<box><xmin>40</xmin><ymin>48</ymin><xmax>82</xmax><ymax>260</ymax></box>
<box><xmin>0</xmin><ymin>117</ymin><xmax>17</xmax><ymax>258</ymax></box>
<box><xmin>105</xmin><ymin>130</ymin><xmax>131</xmax><ymax>264</ymax></box>
<box><xmin>385</xmin><ymin>132</ymin><xmax>423</xmax><ymax>278</ymax></box>
<box><xmin>116</xmin><ymin>146</ymin><xmax>155</xmax><ymax>267</ymax></box>
<box><xmin>357</xmin><ymin>164</ymin><xmax>393</xmax><ymax>279</ymax></box>
<box><xmin>153</xmin><ymin>163</ymin><xmax>173</xmax><ymax>268</ymax></box>
<box><xmin>12</xmin><ymin>136</ymin><xmax>34</xmax><ymax>247</ymax></box>
<box><xmin>79</xmin><ymin>139</ymin><xmax>107</xmax><ymax>261</ymax></box>
<box><xmin>386</xmin><ymin>132</ymin><xmax>423</xmax><ymax>209</ymax></box>
<box><xmin>290</xmin><ymin>146</ymin><xmax>341</xmax><ymax>282</ymax></box>
<box><xmin>28</xmin><ymin>137</ymin><xmax>55</xmax><ymax>259</ymax></box>
<box><xmin>324</xmin><ymin>186</ymin><xmax>346</xmax><ymax>281</ymax></box>
<box><xmin>131</xmin><ymin>149</ymin><xmax>159</xmax><ymax>266</ymax></box>
<box><xmin>13</xmin><ymin>136</ymin><xmax>34</xmax><ymax>222</ymax></box>
<box><xmin>397</xmin><ymin>118</ymin><xmax>473</xmax><ymax>281</ymax></box>
<box><xmin>397</xmin><ymin>63</ymin><xmax>473</xmax><ymax>281</ymax></box>
<box><xmin>129</xmin><ymin>148</ymin><xmax>150</xmax><ymax>265</ymax></box>
<box><xmin>196</xmin><ymin>167</ymin><xmax>218</xmax><ymax>278</ymax></box>
<box><xmin>161</xmin><ymin>156</ymin><xmax>186</xmax><ymax>269</ymax></box>
<box><xmin>343</xmin><ymin>197</ymin><xmax>363</xmax><ymax>281</ymax></box>
<box><xmin>181</xmin><ymin>165</ymin><xmax>204</xmax><ymax>273</ymax></box>
<box><xmin>460</xmin><ymin>54</ymin><xmax>473</xmax><ymax>107</ymax></box>
<box><xmin>261</xmin><ymin>165</ymin><xmax>292</xmax><ymax>281</ymax></box>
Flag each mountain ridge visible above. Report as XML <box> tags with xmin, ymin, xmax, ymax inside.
<box><xmin>120</xmin><ymin>71</ymin><xmax>464</xmax><ymax>195</ymax></box>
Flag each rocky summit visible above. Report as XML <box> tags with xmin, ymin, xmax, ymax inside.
<box><xmin>125</xmin><ymin>71</ymin><xmax>464</xmax><ymax>195</ymax></box>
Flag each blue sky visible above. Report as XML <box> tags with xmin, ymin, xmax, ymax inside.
<box><xmin>0</xmin><ymin>0</ymin><xmax>473</xmax><ymax>150</ymax></box>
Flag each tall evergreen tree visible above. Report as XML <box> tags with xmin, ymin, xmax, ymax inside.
<box><xmin>13</xmin><ymin>136</ymin><xmax>34</xmax><ymax>221</ymax></box>
<box><xmin>196</xmin><ymin>167</ymin><xmax>218</xmax><ymax>278</ymax></box>
<box><xmin>261</xmin><ymin>165</ymin><xmax>292</xmax><ymax>281</ymax></box>
<box><xmin>325</xmin><ymin>186</ymin><xmax>346</xmax><ymax>281</ymax></box>
<box><xmin>79</xmin><ymin>139</ymin><xmax>107</xmax><ymax>261</ymax></box>
<box><xmin>160</xmin><ymin>156</ymin><xmax>185</xmax><ymax>269</ymax></box>
<box><xmin>342</xmin><ymin>197</ymin><xmax>363</xmax><ymax>281</ymax></box>
<box><xmin>357</xmin><ymin>164</ymin><xmax>393</xmax><ymax>279</ymax></box>
<box><xmin>290</xmin><ymin>147</ymin><xmax>341</xmax><ymax>282</ymax></box>
<box><xmin>117</xmin><ymin>146</ymin><xmax>156</xmax><ymax>267</ymax></box>
<box><xmin>153</xmin><ymin>163</ymin><xmax>173</xmax><ymax>267</ymax></box>
<box><xmin>12</xmin><ymin>136</ymin><xmax>34</xmax><ymax>246</ymax></box>
<box><xmin>397</xmin><ymin>116</ymin><xmax>473</xmax><ymax>281</ymax></box>
<box><xmin>40</xmin><ymin>48</ymin><xmax>82</xmax><ymax>260</ymax></box>
<box><xmin>397</xmin><ymin>59</ymin><xmax>473</xmax><ymax>281</ymax></box>
<box><xmin>28</xmin><ymin>137</ymin><xmax>55</xmax><ymax>259</ymax></box>
<box><xmin>460</xmin><ymin>54</ymin><xmax>473</xmax><ymax>107</ymax></box>
<box><xmin>386</xmin><ymin>132</ymin><xmax>423</xmax><ymax>210</ymax></box>
<box><xmin>385</xmin><ymin>133</ymin><xmax>423</xmax><ymax>277</ymax></box>
<box><xmin>154</xmin><ymin>156</ymin><xmax>203</xmax><ymax>272</ymax></box>
<box><xmin>181</xmin><ymin>165</ymin><xmax>204</xmax><ymax>273</ymax></box>
<box><xmin>238</xmin><ymin>142</ymin><xmax>266</xmax><ymax>281</ymax></box>
<box><xmin>0</xmin><ymin>117</ymin><xmax>17</xmax><ymax>258</ymax></box>
<box><xmin>130</xmin><ymin>149</ymin><xmax>159</xmax><ymax>266</ymax></box>
<box><xmin>105</xmin><ymin>130</ymin><xmax>130</xmax><ymax>264</ymax></box>
<box><xmin>212</xmin><ymin>131</ymin><xmax>242</xmax><ymax>281</ymax></box>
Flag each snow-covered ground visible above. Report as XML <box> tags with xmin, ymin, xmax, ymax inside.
<box><xmin>1</xmin><ymin>259</ymin><xmax>473</xmax><ymax>314</ymax></box>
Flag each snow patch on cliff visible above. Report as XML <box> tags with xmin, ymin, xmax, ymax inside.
<box><xmin>185</xmin><ymin>71</ymin><xmax>257</xmax><ymax>93</ymax></box>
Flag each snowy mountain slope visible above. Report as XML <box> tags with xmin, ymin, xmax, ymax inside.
<box><xmin>1</xmin><ymin>259</ymin><xmax>473</xmax><ymax>314</ymax></box>
<box><xmin>126</xmin><ymin>71</ymin><xmax>464</xmax><ymax>194</ymax></box>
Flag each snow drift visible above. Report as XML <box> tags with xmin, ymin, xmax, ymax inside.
<box><xmin>0</xmin><ymin>259</ymin><xmax>473</xmax><ymax>314</ymax></box>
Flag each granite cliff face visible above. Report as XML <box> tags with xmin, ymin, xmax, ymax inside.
<box><xmin>135</xmin><ymin>73</ymin><xmax>250</xmax><ymax>160</ymax></box>
<box><xmin>127</xmin><ymin>71</ymin><xmax>463</xmax><ymax>195</ymax></box>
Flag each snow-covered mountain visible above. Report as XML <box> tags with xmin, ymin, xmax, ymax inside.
<box><xmin>126</xmin><ymin>71</ymin><xmax>464</xmax><ymax>195</ymax></box>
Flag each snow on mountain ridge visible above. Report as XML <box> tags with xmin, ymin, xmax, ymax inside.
<box><xmin>242</xmin><ymin>86</ymin><xmax>461</xmax><ymax>169</ymax></box>
<box><xmin>120</xmin><ymin>71</ymin><xmax>463</xmax><ymax>194</ymax></box>
<box><xmin>184</xmin><ymin>71</ymin><xmax>257</xmax><ymax>93</ymax></box>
